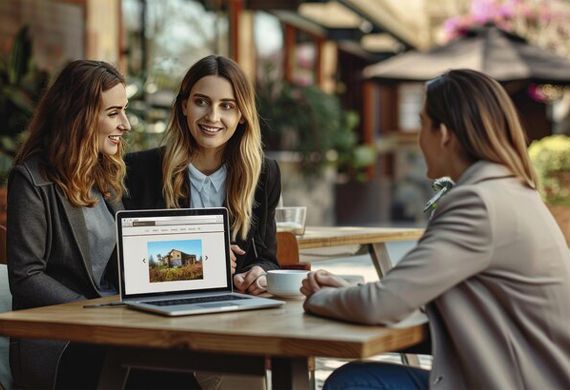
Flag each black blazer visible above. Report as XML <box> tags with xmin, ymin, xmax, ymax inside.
<box><xmin>124</xmin><ymin>147</ymin><xmax>281</xmax><ymax>273</ymax></box>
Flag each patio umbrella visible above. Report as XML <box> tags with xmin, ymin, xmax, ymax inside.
<box><xmin>363</xmin><ymin>26</ymin><xmax>570</xmax><ymax>85</ymax></box>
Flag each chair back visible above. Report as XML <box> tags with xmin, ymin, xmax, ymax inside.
<box><xmin>0</xmin><ymin>263</ymin><xmax>12</xmax><ymax>389</ymax></box>
<box><xmin>276</xmin><ymin>231</ymin><xmax>310</xmax><ymax>270</ymax></box>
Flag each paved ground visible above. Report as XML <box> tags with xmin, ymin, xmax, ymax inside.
<box><xmin>300</xmin><ymin>241</ymin><xmax>432</xmax><ymax>389</ymax></box>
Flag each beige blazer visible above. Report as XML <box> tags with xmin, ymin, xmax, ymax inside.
<box><xmin>305</xmin><ymin>161</ymin><xmax>570</xmax><ymax>389</ymax></box>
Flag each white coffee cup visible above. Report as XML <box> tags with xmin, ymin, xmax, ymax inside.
<box><xmin>264</xmin><ymin>270</ymin><xmax>308</xmax><ymax>299</ymax></box>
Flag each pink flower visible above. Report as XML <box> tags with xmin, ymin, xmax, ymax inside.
<box><xmin>470</xmin><ymin>0</ymin><xmax>502</xmax><ymax>23</ymax></box>
<box><xmin>443</xmin><ymin>16</ymin><xmax>473</xmax><ymax>41</ymax></box>
<box><xmin>527</xmin><ymin>84</ymin><xmax>546</xmax><ymax>102</ymax></box>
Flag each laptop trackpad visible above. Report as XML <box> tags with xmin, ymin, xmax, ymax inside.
<box><xmin>198</xmin><ymin>302</ymin><xmax>240</xmax><ymax>309</ymax></box>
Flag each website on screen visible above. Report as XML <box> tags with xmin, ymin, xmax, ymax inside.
<box><xmin>120</xmin><ymin>215</ymin><xmax>228</xmax><ymax>295</ymax></box>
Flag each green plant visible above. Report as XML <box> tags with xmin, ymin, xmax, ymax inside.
<box><xmin>528</xmin><ymin>134</ymin><xmax>570</xmax><ymax>205</ymax></box>
<box><xmin>120</xmin><ymin>72</ymin><xmax>171</xmax><ymax>153</ymax></box>
<box><xmin>333</xmin><ymin>111</ymin><xmax>376</xmax><ymax>183</ymax></box>
<box><xmin>257</xmin><ymin>74</ymin><xmax>373</xmax><ymax>178</ymax></box>
<box><xmin>0</xmin><ymin>26</ymin><xmax>49</xmax><ymax>183</ymax></box>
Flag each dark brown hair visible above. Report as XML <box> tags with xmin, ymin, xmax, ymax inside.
<box><xmin>425</xmin><ymin>69</ymin><xmax>537</xmax><ymax>188</ymax></box>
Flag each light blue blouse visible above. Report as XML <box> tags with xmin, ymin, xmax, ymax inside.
<box><xmin>188</xmin><ymin>163</ymin><xmax>227</xmax><ymax>208</ymax></box>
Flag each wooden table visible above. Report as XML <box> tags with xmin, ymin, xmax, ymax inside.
<box><xmin>297</xmin><ymin>226</ymin><xmax>424</xmax><ymax>277</ymax></box>
<box><xmin>0</xmin><ymin>296</ymin><xmax>426</xmax><ymax>389</ymax></box>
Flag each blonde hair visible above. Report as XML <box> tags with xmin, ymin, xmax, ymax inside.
<box><xmin>425</xmin><ymin>69</ymin><xmax>537</xmax><ymax>188</ymax></box>
<box><xmin>162</xmin><ymin>55</ymin><xmax>262</xmax><ymax>240</ymax></box>
<box><xmin>16</xmin><ymin>60</ymin><xmax>127</xmax><ymax>206</ymax></box>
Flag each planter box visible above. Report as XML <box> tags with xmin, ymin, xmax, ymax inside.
<box><xmin>335</xmin><ymin>179</ymin><xmax>391</xmax><ymax>226</ymax></box>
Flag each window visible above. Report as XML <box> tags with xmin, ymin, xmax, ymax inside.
<box><xmin>398</xmin><ymin>83</ymin><xmax>424</xmax><ymax>132</ymax></box>
<box><xmin>254</xmin><ymin>11</ymin><xmax>283</xmax><ymax>83</ymax></box>
<box><xmin>122</xmin><ymin>0</ymin><xmax>229</xmax><ymax>147</ymax></box>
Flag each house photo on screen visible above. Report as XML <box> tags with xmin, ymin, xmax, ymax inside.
<box><xmin>146</xmin><ymin>240</ymin><xmax>204</xmax><ymax>283</ymax></box>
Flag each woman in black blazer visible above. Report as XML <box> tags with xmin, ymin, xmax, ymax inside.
<box><xmin>124</xmin><ymin>55</ymin><xmax>281</xmax><ymax>296</ymax></box>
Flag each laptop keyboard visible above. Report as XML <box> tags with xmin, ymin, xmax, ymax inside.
<box><xmin>142</xmin><ymin>294</ymin><xmax>248</xmax><ymax>307</ymax></box>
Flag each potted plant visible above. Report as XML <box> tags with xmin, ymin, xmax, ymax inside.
<box><xmin>257</xmin><ymin>69</ymin><xmax>360</xmax><ymax>176</ymax></box>
<box><xmin>333</xmin><ymin>112</ymin><xmax>376</xmax><ymax>183</ymax></box>
<box><xmin>257</xmin><ymin>73</ymin><xmax>372</xmax><ymax>225</ymax></box>
<box><xmin>332</xmin><ymin>114</ymin><xmax>388</xmax><ymax>225</ymax></box>
<box><xmin>528</xmin><ymin>134</ymin><xmax>570</xmax><ymax>244</ymax></box>
<box><xmin>0</xmin><ymin>26</ymin><xmax>49</xmax><ymax>225</ymax></box>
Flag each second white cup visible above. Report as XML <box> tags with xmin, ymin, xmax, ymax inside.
<box><xmin>264</xmin><ymin>269</ymin><xmax>308</xmax><ymax>298</ymax></box>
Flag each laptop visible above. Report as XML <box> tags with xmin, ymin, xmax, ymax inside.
<box><xmin>116</xmin><ymin>207</ymin><xmax>285</xmax><ymax>316</ymax></box>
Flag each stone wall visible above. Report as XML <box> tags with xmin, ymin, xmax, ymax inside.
<box><xmin>269</xmin><ymin>151</ymin><xmax>336</xmax><ymax>226</ymax></box>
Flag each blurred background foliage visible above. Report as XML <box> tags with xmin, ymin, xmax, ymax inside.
<box><xmin>528</xmin><ymin>134</ymin><xmax>570</xmax><ymax>205</ymax></box>
<box><xmin>257</xmin><ymin>64</ymin><xmax>375</xmax><ymax>180</ymax></box>
<box><xmin>0</xmin><ymin>26</ymin><xmax>49</xmax><ymax>183</ymax></box>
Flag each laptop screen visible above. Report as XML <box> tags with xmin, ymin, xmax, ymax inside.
<box><xmin>116</xmin><ymin>208</ymin><xmax>232</xmax><ymax>299</ymax></box>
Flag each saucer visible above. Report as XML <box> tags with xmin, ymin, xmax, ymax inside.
<box><xmin>268</xmin><ymin>289</ymin><xmax>305</xmax><ymax>299</ymax></box>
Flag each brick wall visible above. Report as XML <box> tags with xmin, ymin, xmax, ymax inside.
<box><xmin>0</xmin><ymin>0</ymin><xmax>85</xmax><ymax>73</ymax></box>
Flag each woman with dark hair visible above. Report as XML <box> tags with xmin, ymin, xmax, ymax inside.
<box><xmin>7</xmin><ymin>59</ymin><xmax>130</xmax><ymax>388</ymax></box>
<box><xmin>124</xmin><ymin>55</ymin><xmax>281</xmax><ymax>295</ymax></box>
<box><xmin>302</xmin><ymin>69</ymin><xmax>570</xmax><ymax>389</ymax></box>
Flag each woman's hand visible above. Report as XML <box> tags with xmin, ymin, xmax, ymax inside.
<box><xmin>233</xmin><ymin>265</ymin><xmax>266</xmax><ymax>295</ymax></box>
<box><xmin>300</xmin><ymin>270</ymin><xmax>350</xmax><ymax>299</ymax></box>
<box><xmin>229</xmin><ymin>244</ymin><xmax>245</xmax><ymax>274</ymax></box>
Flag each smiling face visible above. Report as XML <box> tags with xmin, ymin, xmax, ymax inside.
<box><xmin>182</xmin><ymin>75</ymin><xmax>243</xmax><ymax>155</ymax></box>
<box><xmin>97</xmin><ymin>83</ymin><xmax>130</xmax><ymax>155</ymax></box>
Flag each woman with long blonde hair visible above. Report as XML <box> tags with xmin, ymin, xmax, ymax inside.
<box><xmin>302</xmin><ymin>69</ymin><xmax>570</xmax><ymax>389</ymax></box>
<box><xmin>8</xmin><ymin>59</ymin><xmax>130</xmax><ymax>388</ymax></box>
<box><xmin>125</xmin><ymin>55</ymin><xmax>281</xmax><ymax>295</ymax></box>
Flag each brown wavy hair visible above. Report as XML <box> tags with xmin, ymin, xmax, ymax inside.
<box><xmin>15</xmin><ymin>59</ymin><xmax>127</xmax><ymax>206</ymax></box>
<box><xmin>162</xmin><ymin>55</ymin><xmax>263</xmax><ymax>240</ymax></box>
<box><xmin>425</xmin><ymin>69</ymin><xmax>537</xmax><ymax>188</ymax></box>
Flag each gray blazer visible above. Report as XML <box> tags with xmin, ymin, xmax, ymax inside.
<box><xmin>6</xmin><ymin>157</ymin><xmax>122</xmax><ymax>388</ymax></box>
<box><xmin>305</xmin><ymin>161</ymin><xmax>570</xmax><ymax>389</ymax></box>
